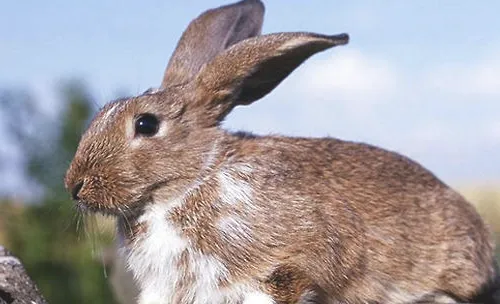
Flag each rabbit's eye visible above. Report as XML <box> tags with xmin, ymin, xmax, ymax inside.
<box><xmin>135</xmin><ymin>113</ymin><xmax>159</xmax><ymax>137</ymax></box>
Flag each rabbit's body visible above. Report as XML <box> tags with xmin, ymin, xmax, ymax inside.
<box><xmin>65</xmin><ymin>0</ymin><xmax>499</xmax><ymax>303</ymax></box>
<box><xmin>116</xmin><ymin>131</ymin><xmax>494</xmax><ymax>303</ymax></box>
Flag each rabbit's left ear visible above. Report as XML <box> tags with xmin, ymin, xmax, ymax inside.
<box><xmin>161</xmin><ymin>0</ymin><xmax>264</xmax><ymax>88</ymax></box>
<box><xmin>191</xmin><ymin>32</ymin><xmax>349</xmax><ymax>123</ymax></box>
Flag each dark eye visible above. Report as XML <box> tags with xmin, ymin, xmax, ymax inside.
<box><xmin>135</xmin><ymin>113</ymin><xmax>159</xmax><ymax>137</ymax></box>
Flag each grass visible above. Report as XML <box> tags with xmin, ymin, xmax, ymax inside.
<box><xmin>458</xmin><ymin>184</ymin><xmax>500</xmax><ymax>257</ymax></box>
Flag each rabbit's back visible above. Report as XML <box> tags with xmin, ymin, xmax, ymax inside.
<box><xmin>226</xmin><ymin>133</ymin><xmax>496</xmax><ymax>302</ymax></box>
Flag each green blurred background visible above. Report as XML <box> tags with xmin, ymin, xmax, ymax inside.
<box><xmin>0</xmin><ymin>81</ymin><xmax>119</xmax><ymax>303</ymax></box>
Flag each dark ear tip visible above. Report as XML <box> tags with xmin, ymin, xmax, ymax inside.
<box><xmin>241</xmin><ymin>0</ymin><xmax>265</xmax><ymax>12</ymax></box>
<box><xmin>242</xmin><ymin>0</ymin><xmax>264</xmax><ymax>5</ymax></box>
<box><xmin>328</xmin><ymin>33</ymin><xmax>349</xmax><ymax>46</ymax></box>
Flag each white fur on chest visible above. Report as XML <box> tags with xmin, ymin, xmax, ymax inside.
<box><xmin>124</xmin><ymin>203</ymin><xmax>269</xmax><ymax>304</ymax></box>
<box><xmin>126</xmin><ymin>203</ymin><xmax>188</xmax><ymax>303</ymax></box>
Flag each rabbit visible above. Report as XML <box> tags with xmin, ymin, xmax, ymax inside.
<box><xmin>64</xmin><ymin>0</ymin><xmax>500</xmax><ymax>303</ymax></box>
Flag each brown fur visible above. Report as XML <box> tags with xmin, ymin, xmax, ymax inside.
<box><xmin>263</xmin><ymin>264</ymin><xmax>321</xmax><ymax>304</ymax></box>
<box><xmin>65</xmin><ymin>0</ymin><xmax>498</xmax><ymax>303</ymax></box>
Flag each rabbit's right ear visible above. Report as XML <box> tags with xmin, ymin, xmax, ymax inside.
<box><xmin>190</xmin><ymin>32</ymin><xmax>349</xmax><ymax>124</ymax></box>
<box><xmin>161</xmin><ymin>0</ymin><xmax>265</xmax><ymax>88</ymax></box>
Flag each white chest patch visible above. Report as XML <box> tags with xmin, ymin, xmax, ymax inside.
<box><xmin>125</xmin><ymin>203</ymin><xmax>265</xmax><ymax>304</ymax></box>
<box><xmin>126</xmin><ymin>203</ymin><xmax>188</xmax><ymax>303</ymax></box>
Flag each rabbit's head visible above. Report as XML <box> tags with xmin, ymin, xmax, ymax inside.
<box><xmin>65</xmin><ymin>0</ymin><xmax>349</xmax><ymax>215</ymax></box>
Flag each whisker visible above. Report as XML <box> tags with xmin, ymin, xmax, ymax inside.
<box><xmin>88</xmin><ymin>214</ymin><xmax>98</xmax><ymax>258</ymax></box>
<box><xmin>95</xmin><ymin>214</ymin><xmax>109</xmax><ymax>279</ymax></box>
<box><xmin>82</xmin><ymin>212</ymin><xmax>93</xmax><ymax>251</ymax></box>
<box><xmin>76</xmin><ymin>212</ymin><xmax>83</xmax><ymax>239</ymax></box>
<box><xmin>119</xmin><ymin>206</ymin><xmax>134</xmax><ymax>237</ymax></box>
<box><xmin>101</xmin><ymin>250</ymin><xmax>108</xmax><ymax>279</ymax></box>
<box><xmin>63</xmin><ymin>208</ymin><xmax>79</xmax><ymax>232</ymax></box>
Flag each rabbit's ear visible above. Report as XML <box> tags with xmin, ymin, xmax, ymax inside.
<box><xmin>161</xmin><ymin>0</ymin><xmax>264</xmax><ymax>88</ymax></box>
<box><xmin>192</xmin><ymin>32</ymin><xmax>349</xmax><ymax>123</ymax></box>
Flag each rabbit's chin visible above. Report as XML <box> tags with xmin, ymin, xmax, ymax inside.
<box><xmin>74</xmin><ymin>199</ymin><xmax>144</xmax><ymax>218</ymax></box>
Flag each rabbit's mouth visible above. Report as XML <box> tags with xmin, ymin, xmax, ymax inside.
<box><xmin>74</xmin><ymin>200</ymin><xmax>117</xmax><ymax>216</ymax></box>
<box><xmin>73</xmin><ymin>196</ymin><xmax>147</xmax><ymax>218</ymax></box>
<box><xmin>68</xmin><ymin>176</ymin><xmax>166</xmax><ymax>217</ymax></box>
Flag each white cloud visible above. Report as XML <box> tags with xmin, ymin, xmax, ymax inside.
<box><xmin>426</xmin><ymin>54</ymin><xmax>500</xmax><ymax>98</ymax></box>
<box><xmin>298</xmin><ymin>49</ymin><xmax>399</xmax><ymax>105</ymax></box>
<box><xmin>411</xmin><ymin>121</ymin><xmax>449</xmax><ymax>145</ymax></box>
<box><xmin>488</xmin><ymin>121</ymin><xmax>500</xmax><ymax>143</ymax></box>
<box><xmin>32</xmin><ymin>81</ymin><xmax>62</xmax><ymax>118</ymax></box>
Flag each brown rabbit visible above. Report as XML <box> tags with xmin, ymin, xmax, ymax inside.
<box><xmin>65</xmin><ymin>0</ymin><xmax>499</xmax><ymax>303</ymax></box>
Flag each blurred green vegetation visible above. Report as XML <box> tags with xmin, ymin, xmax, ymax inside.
<box><xmin>0</xmin><ymin>81</ymin><xmax>116</xmax><ymax>304</ymax></box>
<box><xmin>461</xmin><ymin>187</ymin><xmax>500</xmax><ymax>258</ymax></box>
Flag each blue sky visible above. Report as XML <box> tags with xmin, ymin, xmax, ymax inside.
<box><xmin>1</xmin><ymin>1</ymin><xmax>500</xmax><ymax>196</ymax></box>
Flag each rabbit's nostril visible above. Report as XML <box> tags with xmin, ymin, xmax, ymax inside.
<box><xmin>71</xmin><ymin>181</ymin><xmax>84</xmax><ymax>201</ymax></box>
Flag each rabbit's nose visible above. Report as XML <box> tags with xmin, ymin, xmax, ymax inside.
<box><xmin>71</xmin><ymin>181</ymin><xmax>84</xmax><ymax>201</ymax></box>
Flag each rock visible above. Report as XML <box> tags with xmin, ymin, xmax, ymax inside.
<box><xmin>0</xmin><ymin>246</ymin><xmax>46</xmax><ymax>304</ymax></box>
